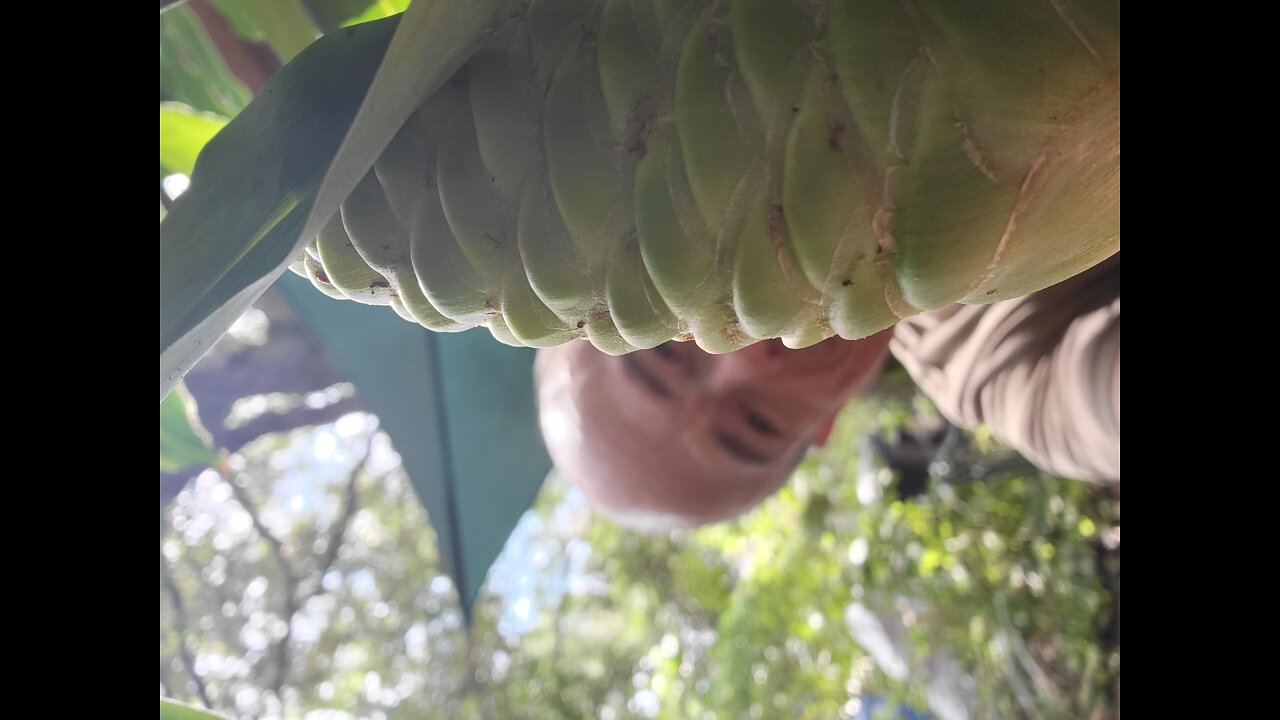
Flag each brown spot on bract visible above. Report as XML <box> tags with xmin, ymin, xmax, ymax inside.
<box><xmin>370</xmin><ymin>280</ymin><xmax>390</xmax><ymax>289</ymax></box>
<box><xmin>622</xmin><ymin>95</ymin><xmax>658</xmax><ymax>161</ymax></box>
<box><xmin>576</xmin><ymin>321</ymin><xmax>586</xmax><ymax>329</ymax></box>
<box><xmin>827</xmin><ymin>120</ymin><xmax>846</xmax><ymax>151</ymax></box>
<box><xmin>720</xmin><ymin>320</ymin><xmax>751</xmax><ymax>347</ymax></box>
<box><xmin>842</xmin><ymin>280</ymin><xmax>852</xmax><ymax>287</ymax></box>
<box><xmin>985</xmin><ymin>289</ymin><xmax>997</xmax><ymax>295</ymax></box>
<box><xmin>707</xmin><ymin>23</ymin><xmax>733</xmax><ymax>65</ymax></box>
<box><xmin>768</xmin><ymin>205</ymin><xmax>787</xmax><ymax>252</ymax></box>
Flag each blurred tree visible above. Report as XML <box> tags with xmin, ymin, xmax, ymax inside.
<box><xmin>463</xmin><ymin>389</ymin><xmax>1119</xmax><ymax>720</ymax></box>
<box><xmin>161</xmin><ymin>288</ymin><xmax>364</xmax><ymax>504</ymax></box>
<box><xmin>160</xmin><ymin>284</ymin><xmax>477</xmax><ymax>719</ymax></box>
<box><xmin>160</xmin><ymin>414</ymin><xmax>479</xmax><ymax>719</ymax></box>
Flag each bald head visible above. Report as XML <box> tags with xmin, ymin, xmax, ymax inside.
<box><xmin>535</xmin><ymin>333</ymin><xmax>893</xmax><ymax>530</ymax></box>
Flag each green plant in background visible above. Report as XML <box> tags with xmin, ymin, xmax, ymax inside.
<box><xmin>161</xmin><ymin>413</ymin><xmax>481</xmax><ymax>718</ymax></box>
<box><xmin>466</xmin><ymin>386</ymin><xmax>1119</xmax><ymax>720</ymax></box>
<box><xmin>160</xmin><ymin>384</ymin><xmax>219</xmax><ymax>478</ymax></box>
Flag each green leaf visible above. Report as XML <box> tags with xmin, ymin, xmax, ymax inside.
<box><xmin>160</xmin><ymin>6</ymin><xmax>253</xmax><ymax>118</ymax></box>
<box><xmin>297</xmin><ymin>0</ymin><xmax>392</xmax><ymax>33</ymax></box>
<box><xmin>338</xmin><ymin>0</ymin><xmax>410</xmax><ymax>28</ymax></box>
<box><xmin>160</xmin><ymin>17</ymin><xmax>397</xmax><ymax>401</ymax></box>
<box><xmin>160</xmin><ymin>384</ymin><xmax>217</xmax><ymax>476</ymax></box>
<box><xmin>160</xmin><ymin>0</ymin><xmax>516</xmax><ymax>400</ymax></box>
<box><xmin>209</xmin><ymin>0</ymin><xmax>319</xmax><ymax>61</ymax></box>
<box><xmin>160</xmin><ymin>103</ymin><xmax>228</xmax><ymax>176</ymax></box>
<box><xmin>278</xmin><ymin>272</ymin><xmax>551</xmax><ymax>623</ymax></box>
<box><xmin>160</xmin><ymin>698</ymin><xmax>233</xmax><ymax>720</ymax></box>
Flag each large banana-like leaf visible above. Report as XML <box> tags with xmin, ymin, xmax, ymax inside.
<box><xmin>159</xmin><ymin>0</ymin><xmax>516</xmax><ymax>400</ymax></box>
<box><xmin>276</xmin><ymin>272</ymin><xmax>550</xmax><ymax>620</ymax></box>
<box><xmin>160</xmin><ymin>17</ymin><xmax>393</xmax><ymax>400</ymax></box>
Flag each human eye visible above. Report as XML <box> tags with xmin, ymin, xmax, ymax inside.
<box><xmin>742</xmin><ymin>406</ymin><xmax>781</xmax><ymax>438</ymax></box>
<box><xmin>623</xmin><ymin>354</ymin><xmax>673</xmax><ymax>399</ymax></box>
<box><xmin>646</xmin><ymin>341</ymin><xmax>700</xmax><ymax>385</ymax></box>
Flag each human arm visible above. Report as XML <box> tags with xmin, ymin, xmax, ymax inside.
<box><xmin>889</xmin><ymin>254</ymin><xmax>1120</xmax><ymax>483</ymax></box>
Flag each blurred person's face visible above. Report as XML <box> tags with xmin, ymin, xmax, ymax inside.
<box><xmin>535</xmin><ymin>332</ymin><xmax>893</xmax><ymax>530</ymax></box>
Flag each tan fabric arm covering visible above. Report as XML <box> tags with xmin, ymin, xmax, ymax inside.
<box><xmin>890</xmin><ymin>254</ymin><xmax>1120</xmax><ymax>483</ymax></box>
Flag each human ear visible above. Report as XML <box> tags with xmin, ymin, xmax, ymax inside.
<box><xmin>813</xmin><ymin>412</ymin><xmax>839</xmax><ymax>448</ymax></box>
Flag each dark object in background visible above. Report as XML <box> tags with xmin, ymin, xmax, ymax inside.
<box><xmin>870</xmin><ymin>422</ymin><xmax>957</xmax><ymax>499</ymax></box>
<box><xmin>870</xmin><ymin>418</ymin><xmax>1038</xmax><ymax>500</ymax></box>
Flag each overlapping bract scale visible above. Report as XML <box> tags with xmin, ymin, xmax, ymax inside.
<box><xmin>292</xmin><ymin>0</ymin><xmax>1120</xmax><ymax>353</ymax></box>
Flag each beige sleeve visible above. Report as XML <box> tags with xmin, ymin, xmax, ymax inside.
<box><xmin>890</xmin><ymin>254</ymin><xmax>1120</xmax><ymax>483</ymax></box>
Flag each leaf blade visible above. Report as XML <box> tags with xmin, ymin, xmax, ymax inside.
<box><xmin>160</xmin><ymin>6</ymin><xmax>253</xmax><ymax>117</ymax></box>
<box><xmin>160</xmin><ymin>103</ymin><xmax>229</xmax><ymax>176</ymax></box>
<box><xmin>210</xmin><ymin>0</ymin><xmax>319</xmax><ymax>61</ymax></box>
<box><xmin>160</xmin><ymin>1</ymin><xmax>519</xmax><ymax>400</ymax></box>
<box><xmin>160</xmin><ymin>698</ymin><xmax>233</xmax><ymax>720</ymax></box>
<box><xmin>159</xmin><ymin>384</ymin><xmax>217</xmax><ymax>475</ymax></box>
<box><xmin>160</xmin><ymin>17</ymin><xmax>398</xmax><ymax>400</ymax></box>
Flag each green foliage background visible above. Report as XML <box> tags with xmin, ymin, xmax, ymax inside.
<box><xmin>468</xmin><ymin>380</ymin><xmax>1119</xmax><ymax>720</ymax></box>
